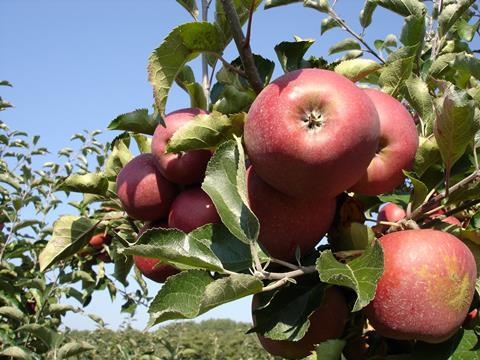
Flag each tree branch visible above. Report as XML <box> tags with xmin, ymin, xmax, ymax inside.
<box><xmin>410</xmin><ymin>169</ymin><xmax>480</xmax><ymax>220</ymax></box>
<box><xmin>220</xmin><ymin>0</ymin><xmax>264</xmax><ymax>94</ymax></box>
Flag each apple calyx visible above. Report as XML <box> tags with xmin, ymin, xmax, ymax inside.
<box><xmin>302</xmin><ymin>109</ymin><xmax>324</xmax><ymax>131</ymax></box>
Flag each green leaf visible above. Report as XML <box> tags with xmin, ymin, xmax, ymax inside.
<box><xmin>185</xmin><ymin>82</ymin><xmax>207</xmax><ymax>110</ymax></box>
<box><xmin>376</xmin><ymin>0</ymin><xmax>426</xmax><ymax>17</ymax></box>
<box><xmin>334</xmin><ymin>59</ymin><xmax>382</xmax><ymax>82</ymax></box>
<box><xmin>48</xmin><ymin>303</ymin><xmax>77</xmax><ymax>315</ymax></box>
<box><xmin>0</xmin><ymin>346</ymin><xmax>33</xmax><ymax>360</ymax></box>
<box><xmin>274</xmin><ymin>39</ymin><xmax>315</xmax><ymax>73</ymax></box>
<box><xmin>191</xmin><ymin>224</ymin><xmax>267</xmax><ymax>272</ymax></box>
<box><xmin>132</xmin><ymin>133</ymin><xmax>151</xmax><ymax>154</ymax></box>
<box><xmin>148</xmin><ymin>22</ymin><xmax>223</xmax><ymax>116</ymax></box>
<box><xmin>413</xmin><ymin>136</ymin><xmax>442</xmax><ymax>177</ymax></box>
<box><xmin>434</xmin><ymin>88</ymin><xmax>476</xmax><ymax>174</ymax></box>
<box><xmin>216</xmin><ymin>0</ymin><xmax>262</xmax><ymax>45</ymax></box>
<box><xmin>166</xmin><ymin>112</ymin><xmax>245</xmax><ymax>153</ymax></box>
<box><xmin>113</xmin><ymin>244</ymin><xmax>134</xmax><ymax>287</ymax></box>
<box><xmin>303</xmin><ymin>0</ymin><xmax>330</xmax><ymax>13</ymax></box>
<box><xmin>176</xmin><ymin>0</ymin><xmax>199</xmax><ymax>19</ymax></box>
<box><xmin>250</xmin><ymin>282</ymin><xmax>326</xmax><ymax>341</ymax></box>
<box><xmin>453</xmin><ymin>52</ymin><xmax>480</xmax><ymax>81</ymax></box>
<box><xmin>149</xmin><ymin>270</ymin><xmax>262</xmax><ymax>326</ymax></box>
<box><xmin>456</xmin><ymin>19</ymin><xmax>480</xmax><ymax>42</ymax></box>
<box><xmin>429</xmin><ymin>53</ymin><xmax>457</xmax><ymax>78</ymax></box>
<box><xmin>404</xmin><ymin>171</ymin><xmax>428</xmax><ymax>210</ymax></box>
<box><xmin>17</xmin><ymin>324</ymin><xmax>62</xmax><ymax>349</ymax></box>
<box><xmin>359</xmin><ymin>0</ymin><xmax>377</xmax><ymax>28</ymax></box>
<box><xmin>107</xmin><ymin>109</ymin><xmax>158</xmax><ymax>135</ymax></box>
<box><xmin>328</xmin><ymin>38</ymin><xmax>361</xmax><ymax>55</ymax></box>
<box><xmin>316</xmin><ymin>240</ymin><xmax>384</xmax><ymax>311</ymax></box>
<box><xmin>39</xmin><ymin>216</ymin><xmax>98</xmax><ymax>272</ymax></box>
<box><xmin>175</xmin><ymin>65</ymin><xmax>196</xmax><ymax>90</ymax></box>
<box><xmin>264</xmin><ymin>0</ymin><xmax>301</xmax><ymax>8</ymax></box>
<box><xmin>57</xmin><ymin>341</ymin><xmax>95</xmax><ymax>359</ymax></box>
<box><xmin>379</xmin><ymin>55</ymin><xmax>414</xmax><ymax>97</ymax></box>
<box><xmin>61</xmin><ymin>172</ymin><xmax>108</xmax><ymax>195</ymax></box>
<box><xmin>0</xmin><ymin>306</ymin><xmax>25</xmax><ymax>322</ymax></box>
<box><xmin>212</xmin><ymin>85</ymin><xmax>256</xmax><ymax>114</ymax></box>
<box><xmin>438</xmin><ymin>0</ymin><xmax>475</xmax><ymax>38</ymax></box>
<box><xmin>404</xmin><ymin>75</ymin><xmax>434</xmax><ymax>132</ymax></box>
<box><xmin>202</xmin><ymin>139</ymin><xmax>259</xmax><ymax>244</ymax></box>
<box><xmin>314</xmin><ymin>339</ymin><xmax>346</xmax><ymax>359</ymax></box>
<box><xmin>321</xmin><ymin>17</ymin><xmax>340</xmax><ymax>34</ymax></box>
<box><xmin>400</xmin><ymin>14</ymin><xmax>425</xmax><ymax>47</ymax></box>
<box><xmin>104</xmin><ymin>134</ymin><xmax>133</xmax><ymax>180</ymax></box>
<box><xmin>124</xmin><ymin>227</ymin><xmax>225</xmax><ymax>272</ymax></box>
<box><xmin>447</xmin><ymin>176</ymin><xmax>480</xmax><ymax>204</ymax></box>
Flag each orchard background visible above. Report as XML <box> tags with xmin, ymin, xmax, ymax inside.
<box><xmin>2</xmin><ymin>0</ymin><xmax>480</xmax><ymax>359</ymax></box>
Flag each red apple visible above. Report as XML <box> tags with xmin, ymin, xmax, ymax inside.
<box><xmin>247</xmin><ymin>166</ymin><xmax>336</xmax><ymax>261</ymax></box>
<box><xmin>89</xmin><ymin>234</ymin><xmax>112</xmax><ymax>249</ymax></box>
<box><xmin>168</xmin><ymin>187</ymin><xmax>220</xmax><ymax>233</ymax></box>
<box><xmin>377</xmin><ymin>203</ymin><xmax>406</xmax><ymax>223</ymax></box>
<box><xmin>350</xmin><ymin>89</ymin><xmax>419</xmax><ymax>195</ymax></box>
<box><xmin>116</xmin><ymin>153</ymin><xmax>177</xmax><ymax>221</ymax></box>
<box><xmin>151</xmin><ymin>108</ymin><xmax>211</xmax><ymax>185</ymax></box>
<box><xmin>365</xmin><ymin>229</ymin><xmax>477</xmax><ymax>343</ymax></box>
<box><xmin>252</xmin><ymin>287</ymin><xmax>348</xmax><ymax>359</ymax></box>
<box><xmin>244</xmin><ymin>68</ymin><xmax>380</xmax><ymax>199</ymax></box>
<box><xmin>134</xmin><ymin>219</ymin><xmax>179</xmax><ymax>283</ymax></box>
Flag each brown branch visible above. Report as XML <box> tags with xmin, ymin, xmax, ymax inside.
<box><xmin>206</xmin><ymin>51</ymin><xmax>247</xmax><ymax>78</ymax></box>
<box><xmin>244</xmin><ymin>0</ymin><xmax>256</xmax><ymax>49</ymax></box>
<box><xmin>410</xmin><ymin>169</ymin><xmax>480</xmax><ymax>220</ymax></box>
<box><xmin>220</xmin><ymin>0</ymin><xmax>264</xmax><ymax>94</ymax></box>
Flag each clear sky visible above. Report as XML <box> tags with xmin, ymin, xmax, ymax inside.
<box><xmin>1</xmin><ymin>0</ymin><xmax>409</xmax><ymax>330</ymax></box>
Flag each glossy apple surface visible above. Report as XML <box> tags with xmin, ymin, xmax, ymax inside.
<box><xmin>377</xmin><ymin>203</ymin><xmax>406</xmax><ymax>223</ymax></box>
<box><xmin>168</xmin><ymin>187</ymin><xmax>220</xmax><ymax>233</ymax></box>
<box><xmin>253</xmin><ymin>287</ymin><xmax>348</xmax><ymax>359</ymax></box>
<box><xmin>151</xmin><ymin>108</ymin><xmax>211</xmax><ymax>185</ymax></box>
<box><xmin>350</xmin><ymin>89</ymin><xmax>418</xmax><ymax>195</ymax></box>
<box><xmin>365</xmin><ymin>229</ymin><xmax>477</xmax><ymax>343</ymax></box>
<box><xmin>116</xmin><ymin>153</ymin><xmax>177</xmax><ymax>221</ymax></box>
<box><xmin>247</xmin><ymin>166</ymin><xmax>336</xmax><ymax>261</ymax></box>
<box><xmin>89</xmin><ymin>234</ymin><xmax>112</xmax><ymax>249</ymax></box>
<box><xmin>244</xmin><ymin>69</ymin><xmax>380</xmax><ymax>199</ymax></box>
<box><xmin>133</xmin><ymin>256</ymin><xmax>179</xmax><ymax>283</ymax></box>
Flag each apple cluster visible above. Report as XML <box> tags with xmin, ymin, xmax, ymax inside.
<box><xmin>115</xmin><ymin>108</ymin><xmax>221</xmax><ymax>283</ymax></box>
<box><xmin>112</xmin><ymin>67</ymin><xmax>477</xmax><ymax>358</ymax></box>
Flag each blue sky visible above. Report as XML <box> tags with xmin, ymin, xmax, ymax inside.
<box><xmin>2</xmin><ymin>0</ymin><xmax>409</xmax><ymax>330</ymax></box>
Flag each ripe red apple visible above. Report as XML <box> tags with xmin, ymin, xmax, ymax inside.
<box><xmin>133</xmin><ymin>255</ymin><xmax>180</xmax><ymax>283</ymax></box>
<box><xmin>89</xmin><ymin>234</ymin><xmax>112</xmax><ymax>249</ymax></box>
<box><xmin>247</xmin><ymin>166</ymin><xmax>336</xmax><ymax>261</ymax></box>
<box><xmin>116</xmin><ymin>153</ymin><xmax>177</xmax><ymax>221</ymax></box>
<box><xmin>168</xmin><ymin>187</ymin><xmax>220</xmax><ymax>233</ymax></box>
<box><xmin>377</xmin><ymin>203</ymin><xmax>406</xmax><ymax>223</ymax></box>
<box><xmin>365</xmin><ymin>229</ymin><xmax>477</xmax><ymax>343</ymax></box>
<box><xmin>151</xmin><ymin>108</ymin><xmax>211</xmax><ymax>185</ymax></box>
<box><xmin>350</xmin><ymin>89</ymin><xmax>418</xmax><ymax>195</ymax></box>
<box><xmin>252</xmin><ymin>287</ymin><xmax>348</xmax><ymax>359</ymax></box>
<box><xmin>244</xmin><ymin>68</ymin><xmax>380</xmax><ymax>199</ymax></box>
<box><xmin>134</xmin><ymin>220</ymin><xmax>179</xmax><ymax>283</ymax></box>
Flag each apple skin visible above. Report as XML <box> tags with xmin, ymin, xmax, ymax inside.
<box><xmin>247</xmin><ymin>166</ymin><xmax>336</xmax><ymax>261</ymax></box>
<box><xmin>168</xmin><ymin>187</ymin><xmax>220</xmax><ymax>233</ymax></box>
<box><xmin>151</xmin><ymin>108</ymin><xmax>211</xmax><ymax>185</ymax></box>
<box><xmin>134</xmin><ymin>220</ymin><xmax>180</xmax><ymax>283</ymax></box>
<box><xmin>116</xmin><ymin>153</ymin><xmax>178</xmax><ymax>221</ymax></box>
<box><xmin>133</xmin><ymin>255</ymin><xmax>180</xmax><ymax>283</ymax></box>
<box><xmin>89</xmin><ymin>234</ymin><xmax>112</xmax><ymax>249</ymax></box>
<box><xmin>377</xmin><ymin>203</ymin><xmax>406</xmax><ymax>223</ymax></box>
<box><xmin>365</xmin><ymin>229</ymin><xmax>477</xmax><ymax>343</ymax></box>
<box><xmin>350</xmin><ymin>89</ymin><xmax>419</xmax><ymax>195</ymax></box>
<box><xmin>252</xmin><ymin>287</ymin><xmax>348</xmax><ymax>359</ymax></box>
<box><xmin>244</xmin><ymin>68</ymin><xmax>380</xmax><ymax>199</ymax></box>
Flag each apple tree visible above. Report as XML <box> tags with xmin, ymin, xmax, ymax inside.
<box><xmin>26</xmin><ymin>0</ymin><xmax>480</xmax><ymax>358</ymax></box>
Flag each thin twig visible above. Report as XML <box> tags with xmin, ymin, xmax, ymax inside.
<box><xmin>269</xmin><ymin>257</ymin><xmax>300</xmax><ymax>271</ymax></box>
<box><xmin>220</xmin><ymin>0</ymin><xmax>264</xmax><ymax>94</ymax></box>
<box><xmin>410</xmin><ymin>169</ymin><xmax>480</xmax><ymax>220</ymax></box>
<box><xmin>250</xmin><ymin>242</ymin><xmax>263</xmax><ymax>272</ymax></box>
<box><xmin>327</xmin><ymin>8</ymin><xmax>385</xmax><ymax>64</ymax></box>
<box><xmin>201</xmin><ymin>0</ymin><xmax>210</xmax><ymax>105</ymax></box>
<box><xmin>206</xmin><ymin>51</ymin><xmax>247</xmax><ymax>77</ymax></box>
<box><xmin>244</xmin><ymin>0</ymin><xmax>256</xmax><ymax>49</ymax></box>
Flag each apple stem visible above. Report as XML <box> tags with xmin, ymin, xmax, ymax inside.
<box><xmin>250</xmin><ymin>242</ymin><xmax>264</xmax><ymax>272</ymax></box>
<box><xmin>219</xmin><ymin>0</ymin><xmax>264</xmax><ymax>94</ymax></box>
<box><xmin>269</xmin><ymin>257</ymin><xmax>301</xmax><ymax>271</ymax></box>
